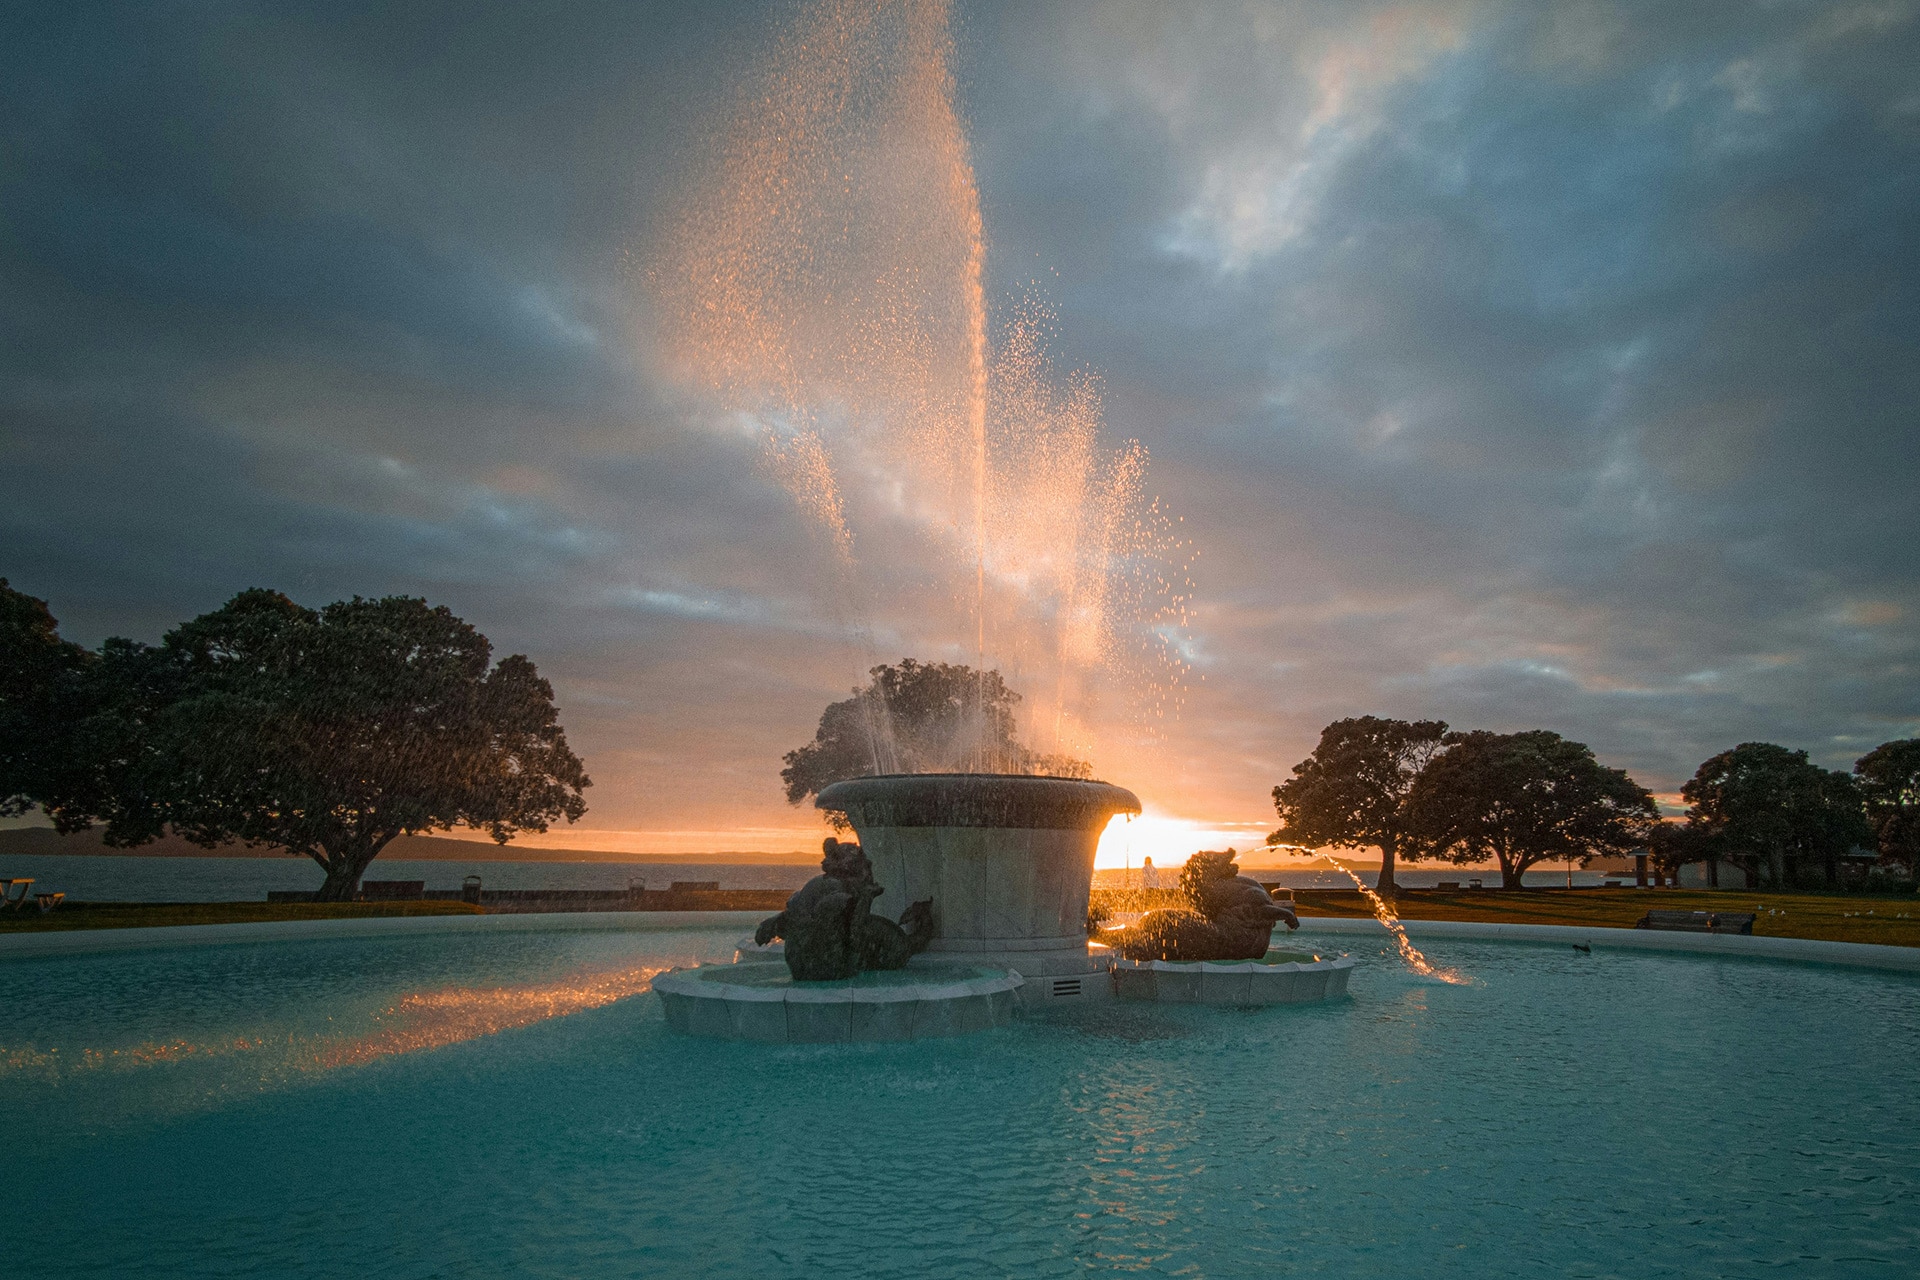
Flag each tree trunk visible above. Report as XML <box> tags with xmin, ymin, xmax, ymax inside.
<box><xmin>1375</xmin><ymin>839</ymin><xmax>1398</xmax><ymax>896</ymax></box>
<box><xmin>1500</xmin><ymin>856</ymin><xmax>1524</xmax><ymax>890</ymax></box>
<box><xmin>313</xmin><ymin>838</ymin><xmax>390</xmax><ymax>902</ymax></box>
<box><xmin>314</xmin><ymin>857</ymin><xmax>364</xmax><ymax>902</ymax></box>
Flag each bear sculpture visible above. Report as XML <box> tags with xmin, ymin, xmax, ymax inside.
<box><xmin>754</xmin><ymin>838</ymin><xmax>936</xmax><ymax>981</ymax></box>
<box><xmin>1098</xmin><ymin>849</ymin><xmax>1297</xmax><ymax>962</ymax></box>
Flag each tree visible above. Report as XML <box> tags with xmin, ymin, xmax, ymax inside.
<box><xmin>781</xmin><ymin>659</ymin><xmax>1088</xmax><ymax>809</ymax></box>
<box><xmin>1856</xmin><ymin>739</ymin><xmax>1920</xmax><ymax>878</ymax></box>
<box><xmin>1646</xmin><ymin>819</ymin><xmax>1715</xmax><ymax>887</ymax></box>
<box><xmin>1268</xmin><ymin>716</ymin><xmax>1448</xmax><ymax>894</ymax></box>
<box><xmin>1682</xmin><ymin>742</ymin><xmax>1870</xmax><ymax>889</ymax></box>
<box><xmin>1406</xmin><ymin>730</ymin><xmax>1655</xmax><ymax>890</ymax></box>
<box><xmin>75</xmin><ymin>590</ymin><xmax>589</xmax><ymax>900</ymax></box>
<box><xmin>0</xmin><ymin>578</ymin><xmax>93</xmax><ymax>821</ymax></box>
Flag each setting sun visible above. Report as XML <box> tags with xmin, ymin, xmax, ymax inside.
<box><xmin>1093</xmin><ymin>808</ymin><xmax>1280</xmax><ymax>870</ymax></box>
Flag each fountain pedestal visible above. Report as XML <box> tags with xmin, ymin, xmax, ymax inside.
<box><xmin>815</xmin><ymin>774</ymin><xmax>1140</xmax><ymax>1004</ymax></box>
<box><xmin>1111</xmin><ymin>951</ymin><xmax>1356</xmax><ymax>1004</ymax></box>
<box><xmin>654</xmin><ymin>962</ymin><xmax>1023</xmax><ymax>1043</ymax></box>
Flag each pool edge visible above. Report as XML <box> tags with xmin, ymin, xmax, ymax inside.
<box><xmin>8</xmin><ymin>912</ymin><xmax>1915</xmax><ymax>975</ymax></box>
<box><xmin>1293</xmin><ymin>916</ymin><xmax>1920</xmax><ymax>973</ymax></box>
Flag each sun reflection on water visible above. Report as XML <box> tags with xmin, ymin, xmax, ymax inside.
<box><xmin>3</xmin><ymin>963</ymin><xmax>669</xmax><ymax>1085</ymax></box>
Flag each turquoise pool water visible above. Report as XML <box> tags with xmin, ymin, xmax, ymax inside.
<box><xmin>6</xmin><ymin>924</ymin><xmax>1917</xmax><ymax>1277</ymax></box>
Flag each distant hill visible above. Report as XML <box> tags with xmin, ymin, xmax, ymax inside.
<box><xmin>0</xmin><ymin>826</ymin><xmax>813</xmax><ymax>864</ymax></box>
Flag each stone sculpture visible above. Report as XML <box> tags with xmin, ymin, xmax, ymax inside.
<box><xmin>754</xmin><ymin>838</ymin><xmax>936</xmax><ymax>981</ymax></box>
<box><xmin>1097</xmin><ymin>849</ymin><xmax>1298</xmax><ymax>962</ymax></box>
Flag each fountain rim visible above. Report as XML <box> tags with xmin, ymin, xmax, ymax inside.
<box><xmin>814</xmin><ymin>772</ymin><xmax>1141</xmax><ymax>831</ymax></box>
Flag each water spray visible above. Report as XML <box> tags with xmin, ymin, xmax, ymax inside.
<box><xmin>1311</xmin><ymin>854</ymin><xmax>1470</xmax><ymax>984</ymax></box>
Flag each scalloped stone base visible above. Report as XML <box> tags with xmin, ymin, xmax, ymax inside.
<box><xmin>1111</xmin><ymin>951</ymin><xmax>1356</xmax><ymax>1005</ymax></box>
<box><xmin>654</xmin><ymin>961</ymin><xmax>1024</xmax><ymax>1042</ymax></box>
<box><xmin>735</xmin><ymin>938</ymin><xmax>1114</xmax><ymax>1004</ymax></box>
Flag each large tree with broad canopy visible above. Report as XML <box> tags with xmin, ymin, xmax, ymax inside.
<box><xmin>1855</xmin><ymin>739</ymin><xmax>1920</xmax><ymax>878</ymax></box>
<box><xmin>1268</xmin><ymin>716</ymin><xmax>1449</xmax><ymax>894</ymax></box>
<box><xmin>0</xmin><ymin>578</ymin><xmax>93</xmax><ymax>821</ymax></box>
<box><xmin>1406</xmin><ymin>730</ymin><xmax>1655</xmax><ymax>890</ymax></box>
<box><xmin>72</xmin><ymin>590</ymin><xmax>589</xmax><ymax>900</ymax></box>
<box><xmin>781</xmin><ymin>659</ymin><xmax>1089</xmax><ymax>817</ymax></box>
<box><xmin>1683</xmin><ymin>742</ymin><xmax>1870</xmax><ymax>889</ymax></box>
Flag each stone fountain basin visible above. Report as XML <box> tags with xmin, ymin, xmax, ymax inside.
<box><xmin>1111</xmin><ymin>950</ymin><xmax>1356</xmax><ymax>1005</ymax></box>
<box><xmin>814</xmin><ymin>773</ymin><xmax>1140</xmax><ymax>962</ymax></box>
<box><xmin>653</xmin><ymin>961</ymin><xmax>1022</xmax><ymax>1043</ymax></box>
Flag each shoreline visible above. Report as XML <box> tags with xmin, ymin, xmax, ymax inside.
<box><xmin>0</xmin><ymin>829</ymin><xmax>817</xmax><ymax>863</ymax></box>
<box><xmin>4</xmin><ymin>887</ymin><xmax>1915</xmax><ymax>950</ymax></box>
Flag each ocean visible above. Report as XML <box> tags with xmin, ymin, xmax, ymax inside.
<box><xmin>0</xmin><ymin>854</ymin><xmax>1612</xmax><ymax>903</ymax></box>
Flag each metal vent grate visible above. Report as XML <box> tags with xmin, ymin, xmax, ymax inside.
<box><xmin>1050</xmin><ymin>978</ymin><xmax>1083</xmax><ymax>998</ymax></box>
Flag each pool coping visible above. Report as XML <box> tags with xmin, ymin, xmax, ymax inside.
<box><xmin>0</xmin><ymin>910</ymin><xmax>771</xmax><ymax>960</ymax></box>
<box><xmin>1293</xmin><ymin>916</ymin><xmax>1920</xmax><ymax>973</ymax></box>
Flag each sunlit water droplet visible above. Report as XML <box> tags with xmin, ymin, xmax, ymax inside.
<box><xmin>651</xmin><ymin>0</ymin><xmax>1193</xmax><ymax>766</ymax></box>
<box><xmin>1320</xmin><ymin>856</ymin><xmax>1471</xmax><ymax>984</ymax></box>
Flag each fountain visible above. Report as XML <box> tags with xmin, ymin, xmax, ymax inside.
<box><xmin>644</xmin><ymin>2</ymin><xmax>1351</xmax><ymax>1039</ymax></box>
<box><xmin>655</xmin><ymin>775</ymin><xmax>1355</xmax><ymax>1039</ymax></box>
<box><xmin>817</xmin><ymin>773</ymin><xmax>1139</xmax><ymax>998</ymax></box>
<box><xmin>655</xmin><ymin>773</ymin><xmax>1137</xmax><ymax>1040</ymax></box>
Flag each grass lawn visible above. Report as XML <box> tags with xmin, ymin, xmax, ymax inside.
<box><xmin>0</xmin><ymin>900</ymin><xmax>483</xmax><ymax>933</ymax></box>
<box><xmin>1290</xmin><ymin>887</ymin><xmax>1920</xmax><ymax>948</ymax></box>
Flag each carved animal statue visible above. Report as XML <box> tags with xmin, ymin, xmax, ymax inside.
<box><xmin>1098</xmin><ymin>849</ymin><xmax>1298</xmax><ymax>962</ymax></box>
<box><xmin>755</xmin><ymin>838</ymin><xmax>936</xmax><ymax>981</ymax></box>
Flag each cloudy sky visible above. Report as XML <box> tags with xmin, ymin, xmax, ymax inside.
<box><xmin>4</xmin><ymin>0</ymin><xmax>1916</xmax><ymax>857</ymax></box>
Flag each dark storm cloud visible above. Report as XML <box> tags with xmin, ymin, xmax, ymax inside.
<box><xmin>3</xmin><ymin>0</ymin><xmax>1916</xmax><ymax>834</ymax></box>
<box><xmin>0</xmin><ymin>0</ymin><xmax>858</xmax><ymax>828</ymax></box>
<box><xmin>965</xmin><ymin>0</ymin><xmax>1920</xmax><ymax>801</ymax></box>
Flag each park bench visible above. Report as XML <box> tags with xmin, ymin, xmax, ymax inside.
<box><xmin>1</xmin><ymin>877</ymin><xmax>33</xmax><ymax>910</ymax></box>
<box><xmin>360</xmin><ymin>880</ymin><xmax>426</xmax><ymax>901</ymax></box>
<box><xmin>1634</xmin><ymin>909</ymin><xmax>1755</xmax><ymax>935</ymax></box>
<box><xmin>35</xmin><ymin>891</ymin><xmax>64</xmax><ymax>913</ymax></box>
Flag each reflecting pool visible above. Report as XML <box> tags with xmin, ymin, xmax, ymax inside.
<box><xmin>7</xmin><ymin>923</ymin><xmax>1917</xmax><ymax>1277</ymax></box>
